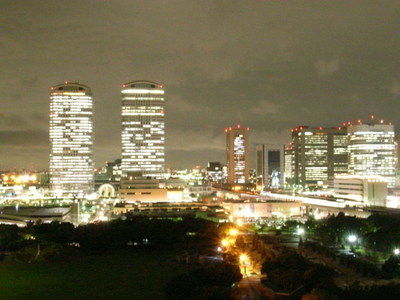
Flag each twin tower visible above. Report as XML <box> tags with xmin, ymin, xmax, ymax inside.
<box><xmin>49</xmin><ymin>80</ymin><xmax>165</xmax><ymax>196</ymax></box>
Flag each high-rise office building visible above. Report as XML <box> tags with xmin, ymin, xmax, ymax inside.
<box><xmin>225</xmin><ymin>125</ymin><xmax>249</xmax><ymax>184</ymax></box>
<box><xmin>348</xmin><ymin>119</ymin><xmax>396</xmax><ymax>187</ymax></box>
<box><xmin>121</xmin><ymin>80</ymin><xmax>165</xmax><ymax>178</ymax></box>
<box><xmin>290</xmin><ymin>126</ymin><xmax>348</xmax><ymax>187</ymax></box>
<box><xmin>256</xmin><ymin>144</ymin><xmax>284</xmax><ymax>189</ymax></box>
<box><xmin>49</xmin><ymin>82</ymin><xmax>94</xmax><ymax>196</ymax></box>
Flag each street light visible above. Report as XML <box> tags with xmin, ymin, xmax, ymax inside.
<box><xmin>240</xmin><ymin>253</ymin><xmax>249</xmax><ymax>275</ymax></box>
<box><xmin>296</xmin><ymin>227</ymin><xmax>305</xmax><ymax>236</ymax></box>
<box><xmin>347</xmin><ymin>234</ymin><xmax>357</xmax><ymax>243</ymax></box>
<box><xmin>240</xmin><ymin>253</ymin><xmax>248</xmax><ymax>262</ymax></box>
<box><xmin>394</xmin><ymin>248</ymin><xmax>400</xmax><ymax>255</ymax></box>
<box><xmin>221</xmin><ymin>238</ymin><xmax>230</xmax><ymax>248</ymax></box>
<box><xmin>229</xmin><ymin>228</ymin><xmax>238</xmax><ymax>236</ymax></box>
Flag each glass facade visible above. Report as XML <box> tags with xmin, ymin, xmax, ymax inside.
<box><xmin>291</xmin><ymin>126</ymin><xmax>347</xmax><ymax>187</ymax></box>
<box><xmin>348</xmin><ymin>124</ymin><xmax>396</xmax><ymax>187</ymax></box>
<box><xmin>49</xmin><ymin>82</ymin><xmax>94</xmax><ymax>196</ymax></box>
<box><xmin>121</xmin><ymin>81</ymin><xmax>165</xmax><ymax>178</ymax></box>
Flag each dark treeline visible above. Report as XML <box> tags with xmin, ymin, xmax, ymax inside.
<box><xmin>305</xmin><ymin>212</ymin><xmax>400</xmax><ymax>253</ymax></box>
<box><xmin>0</xmin><ymin>215</ymin><xmax>225</xmax><ymax>255</ymax></box>
<box><xmin>261</xmin><ymin>249</ymin><xmax>338</xmax><ymax>296</ymax></box>
<box><xmin>164</xmin><ymin>262</ymin><xmax>242</xmax><ymax>300</ymax></box>
<box><xmin>262</xmin><ymin>248</ymin><xmax>400</xmax><ymax>300</ymax></box>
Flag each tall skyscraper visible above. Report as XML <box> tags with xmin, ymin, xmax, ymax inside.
<box><xmin>290</xmin><ymin>126</ymin><xmax>348</xmax><ymax>188</ymax></box>
<box><xmin>225</xmin><ymin>125</ymin><xmax>249</xmax><ymax>184</ymax></box>
<box><xmin>348</xmin><ymin>118</ymin><xmax>396</xmax><ymax>187</ymax></box>
<box><xmin>256</xmin><ymin>144</ymin><xmax>284</xmax><ymax>189</ymax></box>
<box><xmin>121</xmin><ymin>80</ymin><xmax>165</xmax><ymax>178</ymax></box>
<box><xmin>49</xmin><ymin>82</ymin><xmax>94</xmax><ymax>196</ymax></box>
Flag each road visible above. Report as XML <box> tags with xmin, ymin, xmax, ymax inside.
<box><xmin>238</xmin><ymin>274</ymin><xmax>274</xmax><ymax>300</ymax></box>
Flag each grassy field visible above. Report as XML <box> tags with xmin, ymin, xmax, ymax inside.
<box><xmin>0</xmin><ymin>249</ymin><xmax>191</xmax><ymax>300</ymax></box>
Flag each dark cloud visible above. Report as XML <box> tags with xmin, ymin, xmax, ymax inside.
<box><xmin>0</xmin><ymin>130</ymin><xmax>48</xmax><ymax>147</ymax></box>
<box><xmin>0</xmin><ymin>0</ymin><xmax>399</xmax><ymax>169</ymax></box>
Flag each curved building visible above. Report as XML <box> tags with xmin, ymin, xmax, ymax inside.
<box><xmin>348</xmin><ymin>120</ymin><xmax>396</xmax><ymax>187</ymax></box>
<box><xmin>49</xmin><ymin>82</ymin><xmax>94</xmax><ymax>196</ymax></box>
<box><xmin>121</xmin><ymin>80</ymin><xmax>165</xmax><ymax>178</ymax></box>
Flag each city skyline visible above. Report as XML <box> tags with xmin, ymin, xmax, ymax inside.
<box><xmin>1</xmin><ymin>1</ymin><xmax>400</xmax><ymax>170</ymax></box>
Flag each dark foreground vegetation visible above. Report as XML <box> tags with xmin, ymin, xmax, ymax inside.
<box><xmin>261</xmin><ymin>248</ymin><xmax>400</xmax><ymax>300</ymax></box>
<box><xmin>0</xmin><ymin>216</ymin><xmax>242</xmax><ymax>299</ymax></box>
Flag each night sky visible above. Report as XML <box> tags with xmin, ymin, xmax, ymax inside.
<box><xmin>1</xmin><ymin>1</ymin><xmax>399</xmax><ymax>170</ymax></box>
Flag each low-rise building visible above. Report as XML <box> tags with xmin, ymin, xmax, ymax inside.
<box><xmin>334</xmin><ymin>175</ymin><xmax>387</xmax><ymax>207</ymax></box>
<box><xmin>222</xmin><ymin>200</ymin><xmax>303</xmax><ymax>222</ymax></box>
<box><xmin>119</xmin><ymin>173</ymin><xmax>167</xmax><ymax>202</ymax></box>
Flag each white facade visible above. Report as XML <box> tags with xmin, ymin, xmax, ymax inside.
<box><xmin>121</xmin><ymin>81</ymin><xmax>165</xmax><ymax>178</ymax></box>
<box><xmin>348</xmin><ymin>123</ymin><xmax>396</xmax><ymax>187</ymax></box>
<box><xmin>222</xmin><ymin>201</ymin><xmax>302</xmax><ymax>222</ymax></box>
<box><xmin>334</xmin><ymin>175</ymin><xmax>387</xmax><ymax>207</ymax></box>
<box><xmin>49</xmin><ymin>82</ymin><xmax>94</xmax><ymax>196</ymax></box>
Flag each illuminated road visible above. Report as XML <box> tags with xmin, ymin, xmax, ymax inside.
<box><xmin>238</xmin><ymin>274</ymin><xmax>274</xmax><ymax>300</ymax></box>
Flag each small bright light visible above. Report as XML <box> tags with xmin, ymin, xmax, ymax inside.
<box><xmin>297</xmin><ymin>228</ymin><xmax>305</xmax><ymax>235</ymax></box>
<box><xmin>221</xmin><ymin>239</ymin><xmax>230</xmax><ymax>247</ymax></box>
<box><xmin>347</xmin><ymin>235</ymin><xmax>357</xmax><ymax>243</ymax></box>
<box><xmin>240</xmin><ymin>254</ymin><xmax>248</xmax><ymax>262</ymax></box>
<box><xmin>236</xmin><ymin>219</ymin><xmax>243</xmax><ymax>227</ymax></box>
<box><xmin>229</xmin><ymin>228</ymin><xmax>238</xmax><ymax>236</ymax></box>
<box><xmin>217</xmin><ymin>246</ymin><xmax>222</xmax><ymax>252</ymax></box>
<box><xmin>394</xmin><ymin>248</ymin><xmax>400</xmax><ymax>255</ymax></box>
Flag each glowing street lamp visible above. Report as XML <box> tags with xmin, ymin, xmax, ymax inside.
<box><xmin>240</xmin><ymin>253</ymin><xmax>248</xmax><ymax>262</ymax></box>
<box><xmin>240</xmin><ymin>253</ymin><xmax>249</xmax><ymax>275</ymax></box>
<box><xmin>221</xmin><ymin>239</ymin><xmax>230</xmax><ymax>248</ymax></box>
<box><xmin>296</xmin><ymin>227</ymin><xmax>305</xmax><ymax>236</ymax></box>
<box><xmin>229</xmin><ymin>228</ymin><xmax>238</xmax><ymax>236</ymax></box>
<box><xmin>347</xmin><ymin>234</ymin><xmax>357</xmax><ymax>243</ymax></box>
<box><xmin>394</xmin><ymin>248</ymin><xmax>400</xmax><ymax>255</ymax></box>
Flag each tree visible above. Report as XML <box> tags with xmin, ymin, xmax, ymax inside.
<box><xmin>382</xmin><ymin>255</ymin><xmax>400</xmax><ymax>278</ymax></box>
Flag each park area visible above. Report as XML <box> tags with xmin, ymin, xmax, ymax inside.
<box><xmin>0</xmin><ymin>249</ymin><xmax>191</xmax><ymax>300</ymax></box>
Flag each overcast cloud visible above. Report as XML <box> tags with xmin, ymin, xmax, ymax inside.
<box><xmin>0</xmin><ymin>0</ymin><xmax>399</xmax><ymax>170</ymax></box>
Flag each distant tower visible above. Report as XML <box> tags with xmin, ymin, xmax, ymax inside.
<box><xmin>225</xmin><ymin>125</ymin><xmax>249</xmax><ymax>184</ymax></box>
<box><xmin>121</xmin><ymin>80</ymin><xmax>165</xmax><ymax>178</ymax></box>
<box><xmin>49</xmin><ymin>82</ymin><xmax>94</xmax><ymax>196</ymax></box>
<box><xmin>348</xmin><ymin>118</ymin><xmax>396</xmax><ymax>187</ymax></box>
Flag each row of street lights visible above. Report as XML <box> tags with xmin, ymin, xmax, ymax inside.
<box><xmin>219</xmin><ymin>225</ymin><xmax>250</xmax><ymax>275</ymax></box>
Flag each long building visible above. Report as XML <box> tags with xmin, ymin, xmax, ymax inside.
<box><xmin>49</xmin><ymin>82</ymin><xmax>94</xmax><ymax>196</ymax></box>
<box><xmin>121</xmin><ymin>80</ymin><xmax>165</xmax><ymax>178</ymax></box>
<box><xmin>225</xmin><ymin>125</ymin><xmax>249</xmax><ymax>184</ymax></box>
